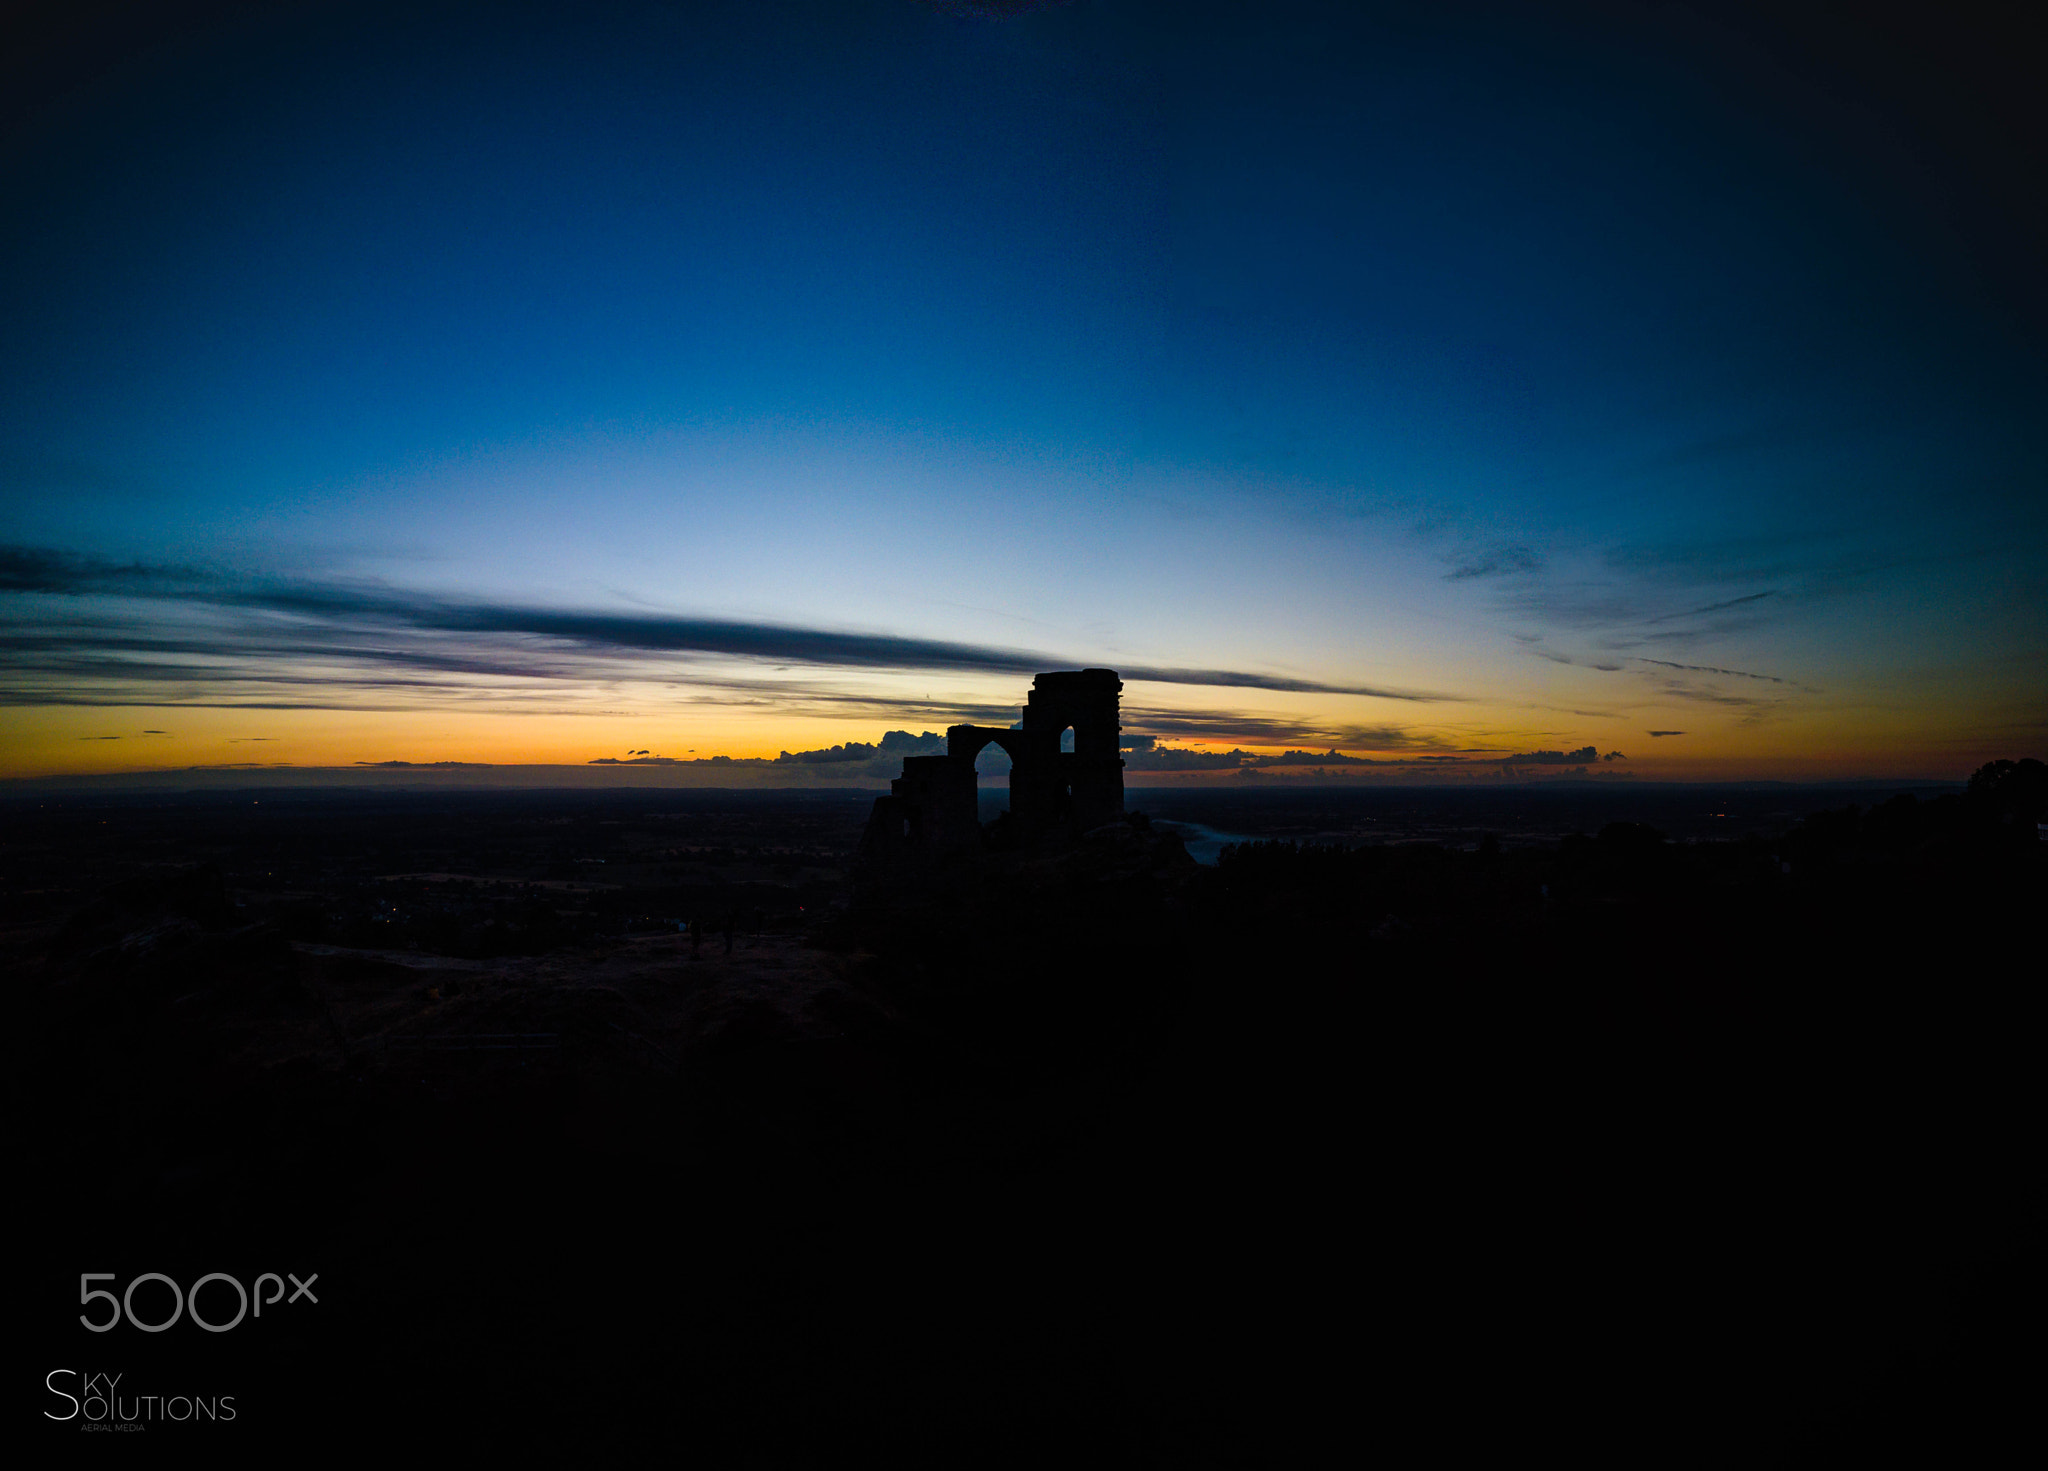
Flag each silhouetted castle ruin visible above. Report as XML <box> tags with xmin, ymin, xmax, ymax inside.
<box><xmin>863</xmin><ymin>669</ymin><xmax>1124</xmax><ymax>858</ymax></box>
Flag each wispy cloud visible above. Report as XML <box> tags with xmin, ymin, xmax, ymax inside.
<box><xmin>1601</xmin><ymin>531</ymin><xmax>1827</xmax><ymax>586</ymax></box>
<box><xmin>1444</xmin><ymin>544</ymin><xmax>1543</xmax><ymax>581</ymax></box>
<box><xmin>0</xmin><ymin>544</ymin><xmax>1462</xmax><ymax>711</ymax></box>
<box><xmin>1499</xmin><ymin>583</ymin><xmax>1782</xmax><ymax>639</ymax></box>
<box><xmin>1640</xmin><ymin>591</ymin><xmax>1777</xmax><ymax>625</ymax></box>
<box><xmin>1474</xmin><ymin>526</ymin><xmax>1890</xmax><ymax>719</ymax></box>
<box><xmin>1606</xmin><ymin>421</ymin><xmax>1819</xmax><ymax>481</ymax></box>
<box><xmin>0</xmin><ymin>545</ymin><xmax>208</xmax><ymax>593</ymax></box>
<box><xmin>1120</xmin><ymin>666</ymin><xmax>1449</xmax><ymax>700</ymax></box>
<box><xmin>1636</xmin><ymin>657</ymin><xmax>1782</xmax><ymax>684</ymax></box>
<box><xmin>1636</xmin><ymin>656</ymin><xmax>1816</xmax><ymax>691</ymax></box>
<box><xmin>1123</xmin><ymin>709</ymin><xmax>1469</xmax><ymax>749</ymax></box>
<box><xmin>1642</xmin><ymin>675</ymin><xmax>1785</xmax><ymax>724</ymax></box>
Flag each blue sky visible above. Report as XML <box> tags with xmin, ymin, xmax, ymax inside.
<box><xmin>3</xmin><ymin>1</ymin><xmax>2042</xmax><ymax>779</ymax></box>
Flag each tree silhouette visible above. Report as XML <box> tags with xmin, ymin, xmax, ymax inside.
<box><xmin>1966</xmin><ymin>758</ymin><xmax>2047</xmax><ymax>825</ymax></box>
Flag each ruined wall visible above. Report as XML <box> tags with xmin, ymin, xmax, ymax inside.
<box><xmin>861</xmin><ymin>669</ymin><xmax>1125</xmax><ymax>859</ymax></box>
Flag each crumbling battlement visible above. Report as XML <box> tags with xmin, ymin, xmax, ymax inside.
<box><xmin>861</xmin><ymin>669</ymin><xmax>1124</xmax><ymax>859</ymax></box>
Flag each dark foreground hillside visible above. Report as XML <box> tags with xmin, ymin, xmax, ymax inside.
<box><xmin>14</xmin><ymin>768</ymin><xmax>2043</xmax><ymax>1463</ymax></box>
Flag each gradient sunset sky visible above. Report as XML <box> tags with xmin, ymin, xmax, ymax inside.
<box><xmin>4</xmin><ymin>1</ymin><xmax>2043</xmax><ymax>783</ymax></box>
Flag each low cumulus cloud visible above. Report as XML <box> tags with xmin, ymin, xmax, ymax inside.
<box><xmin>776</xmin><ymin>730</ymin><xmax>947</xmax><ymax>768</ymax></box>
<box><xmin>1253</xmin><ymin>749</ymin><xmax>1380</xmax><ymax>767</ymax></box>
<box><xmin>566</xmin><ymin>720</ymin><xmax>1499</xmax><ymax>778</ymax></box>
<box><xmin>587</xmin><ymin>729</ymin><xmax>953</xmax><ymax>778</ymax></box>
<box><xmin>776</xmin><ymin>742</ymin><xmax>879</xmax><ymax>766</ymax></box>
<box><xmin>1500</xmin><ymin>746</ymin><xmax>1602</xmax><ymax>765</ymax></box>
<box><xmin>1647</xmin><ymin>730</ymin><xmax>1685</xmax><ymax>737</ymax></box>
<box><xmin>1123</xmin><ymin>747</ymin><xmax>1250</xmax><ymax>772</ymax></box>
